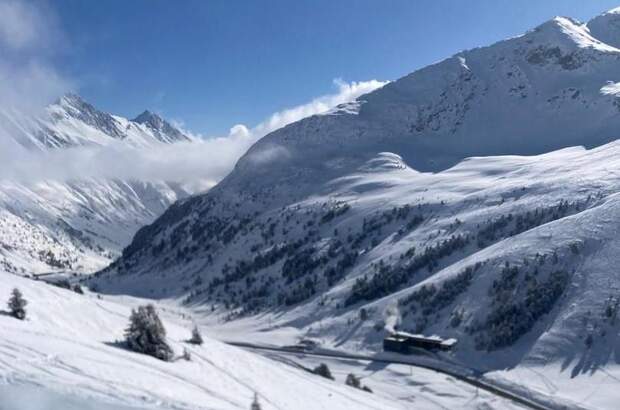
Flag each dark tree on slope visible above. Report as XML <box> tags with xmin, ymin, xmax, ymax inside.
<box><xmin>345</xmin><ymin>373</ymin><xmax>361</xmax><ymax>388</ymax></box>
<box><xmin>7</xmin><ymin>288</ymin><xmax>27</xmax><ymax>320</ymax></box>
<box><xmin>189</xmin><ymin>325</ymin><xmax>204</xmax><ymax>345</ymax></box>
<box><xmin>345</xmin><ymin>373</ymin><xmax>372</xmax><ymax>392</ymax></box>
<box><xmin>124</xmin><ymin>304</ymin><xmax>173</xmax><ymax>361</ymax></box>
<box><xmin>313</xmin><ymin>363</ymin><xmax>334</xmax><ymax>380</ymax></box>
<box><xmin>251</xmin><ymin>393</ymin><xmax>262</xmax><ymax>410</ymax></box>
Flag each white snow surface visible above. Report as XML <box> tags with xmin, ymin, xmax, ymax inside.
<box><xmin>0</xmin><ymin>270</ymin><xmax>525</xmax><ymax>410</ymax></box>
<box><xmin>1</xmin><ymin>94</ymin><xmax>192</xmax><ymax>150</ymax></box>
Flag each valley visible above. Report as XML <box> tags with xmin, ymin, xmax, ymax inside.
<box><xmin>3</xmin><ymin>4</ymin><xmax>620</xmax><ymax>410</ymax></box>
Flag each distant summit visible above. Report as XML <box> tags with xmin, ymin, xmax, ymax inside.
<box><xmin>1</xmin><ymin>94</ymin><xmax>193</xmax><ymax>149</ymax></box>
<box><xmin>56</xmin><ymin>92</ymin><xmax>125</xmax><ymax>140</ymax></box>
<box><xmin>587</xmin><ymin>6</ymin><xmax>620</xmax><ymax>49</ymax></box>
<box><xmin>132</xmin><ymin>110</ymin><xmax>191</xmax><ymax>143</ymax></box>
<box><xmin>133</xmin><ymin>109</ymin><xmax>161</xmax><ymax>124</ymax></box>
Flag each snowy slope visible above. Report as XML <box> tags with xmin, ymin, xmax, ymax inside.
<box><xmin>0</xmin><ymin>96</ymin><xmax>194</xmax><ymax>275</ymax></box>
<box><xmin>0</xmin><ymin>270</ymin><xmax>526</xmax><ymax>410</ymax></box>
<box><xmin>90</xmin><ymin>10</ymin><xmax>620</xmax><ymax>408</ymax></box>
<box><xmin>0</xmin><ymin>179</ymin><xmax>189</xmax><ymax>275</ymax></box>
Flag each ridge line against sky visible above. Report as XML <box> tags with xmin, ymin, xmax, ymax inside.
<box><xmin>0</xmin><ymin>0</ymin><xmax>388</xmax><ymax>188</ymax></box>
<box><xmin>0</xmin><ymin>74</ymin><xmax>387</xmax><ymax>187</ymax></box>
<box><xmin>2</xmin><ymin>0</ymin><xmax>620</xmax><ymax>189</ymax></box>
<box><xmin>4</xmin><ymin>0</ymin><xmax>620</xmax><ymax>136</ymax></box>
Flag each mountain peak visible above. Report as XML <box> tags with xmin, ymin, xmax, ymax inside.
<box><xmin>587</xmin><ymin>6</ymin><xmax>620</xmax><ymax>49</ymax></box>
<box><xmin>522</xmin><ymin>15</ymin><xmax>620</xmax><ymax>54</ymax></box>
<box><xmin>133</xmin><ymin>110</ymin><xmax>162</xmax><ymax>124</ymax></box>
<box><xmin>599</xmin><ymin>6</ymin><xmax>620</xmax><ymax>16</ymax></box>
<box><xmin>131</xmin><ymin>110</ymin><xmax>191</xmax><ymax>143</ymax></box>
<box><xmin>27</xmin><ymin>95</ymin><xmax>192</xmax><ymax>147</ymax></box>
<box><xmin>57</xmin><ymin>92</ymin><xmax>91</xmax><ymax>110</ymax></box>
<box><xmin>50</xmin><ymin>93</ymin><xmax>126</xmax><ymax>141</ymax></box>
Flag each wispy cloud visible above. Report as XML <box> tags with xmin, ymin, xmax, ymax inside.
<box><xmin>0</xmin><ymin>0</ymin><xmax>71</xmax><ymax>113</ymax></box>
<box><xmin>0</xmin><ymin>79</ymin><xmax>387</xmax><ymax>190</ymax></box>
<box><xmin>249</xmin><ymin>78</ymin><xmax>388</xmax><ymax>137</ymax></box>
<box><xmin>0</xmin><ymin>0</ymin><xmax>388</xmax><ymax>190</ymax></box>
<box><xmin>0</xmin><ymin>0</ymin><xmax>52</xmax><ymax>50</ymax></box>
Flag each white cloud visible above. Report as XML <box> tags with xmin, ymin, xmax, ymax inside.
<box><xmin>0</xmin><ymin>1</ymin><xmax>388</xmax><ymax>190</ymax></box>
<box><xmin>0</xmin><ymin>79</ymin><xmax>387</xmax><ymax>189</ymax></box>
<box><xmin>196</xmin><ymin>78</ymin><xmax>387</xmax><ymax>184</ymax></box>
<box><xmin>0</xmin><ymin>60</ymin><xmax>72</xmax><ymax>114</ymax></box>
<box><xmin>229</xmin><ymin>124</ymin><xmax>251</xmax><ymax>139</ymax></box>
<box><xmin>0</xmin><ymin>0</ymin><xmax>47</xmax><ymax>50</ymax></box>
<box><xmin>196</xmin><ymin>78</ymin><xmax>388</xmax><ymax>180</ymax></box>
<box><xmin>0</xmin><ymin>0</ymin><xmax>71</xmax><ymax>113</ymax></box>
<box><xmin>252</xmin><ymin>78</ymin><xmax>387</xmax><ymax>137</ymax></box>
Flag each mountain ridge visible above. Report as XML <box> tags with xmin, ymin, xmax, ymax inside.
<box><xmin>88</xmin><ymin>11</ymin><xmax>620</xmax><ymax>388</ymax></box>
<box><xmin>2</xmin><ymin>93</ymin><xmax>192</xmax><ymax>150</ymax></box>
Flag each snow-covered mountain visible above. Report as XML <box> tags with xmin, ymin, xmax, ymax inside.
<box><xmin>88</xmin><ymin>10</ymin><xmax>620</xmax><ymax>408</ymax></box>
<box><xmin>1</xmin><ymin>93</ymin><xmax>192</xmax><ymax>150</ymax></box>
<box><xmin>0</xmin><ymin>95</ymin><xmax>194</xmax><ymax>275</ymax></box>
<box><xmin>586</xmin><ymin>6</ymin><xmax>620</xmax><ymax>49</ymax></box>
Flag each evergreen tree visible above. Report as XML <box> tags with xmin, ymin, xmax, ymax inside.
<box><xmin>344</xmin><ymin>373</ymin><xmax>372</xmax><ymax>392</ymax></box>
<box><xmin>189</xmin><ymin>325</ymin><xmax>203</xmax><ymax>345</ymax></box>
<box><xmin>250</xmin><ymin>393</ymin><xmax>262</xmax><ymax>410</ymax></box>
<box><xmin>7</xmin><ymin>288</ymin><xmax>27</xmax><ymax>320</ymax></box>
<box><xmin>313</xmin><ymin>363</ymin><xmax>334</xmax><ymax>380</ymax></box>
<box><xmin>124</xmin><ymin>304</ymin><xmax>173</xmax><ymax>361</ymax></box>
<box><xmin>345</xmin><ymin>373</ymin><xmax>361</xmax><ymax>388</ymax></box>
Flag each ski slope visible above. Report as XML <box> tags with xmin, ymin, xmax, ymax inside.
<box><xmin>0</xmin><ymin>270</ymin><xmax>529</xmax><ymax>410</ymax></box>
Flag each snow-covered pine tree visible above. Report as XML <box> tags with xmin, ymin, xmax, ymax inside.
<box><xmin>124</xmin><ymin>304</ymin><xmax>173</xmax><ymax>361</ymax></box>
<box><xmin>250</xmin><ymin>393</ymin><xmax>262</xmax><ymax>410</ymax></box>
<box><xmin>313</xmin><ymin>363</ymin><xmax>334</xmax><ymax>380</ymax></box>
<box><xmin>344</xmin><ymin>373</ymin><xmax>372</xmax><ymax>392</ymax></box>
<box><xmin>7</xmin><ymin>288</ymin><xmax>27</xmax><ymax>320</ymax></box>
<box><xmin>345</xmin><ymin>373</ymin><xmax>361</xmax><ymax>388</ymax></box>
<box><xmin>189</xmin><ymin>325</ymin><xmax>203</xmax><ymax>345</ymax></box>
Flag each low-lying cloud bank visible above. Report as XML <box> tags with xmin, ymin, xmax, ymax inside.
<box><xmin>1</xmin><ymin>79</ymin><xmax>387</xmax><ymax>189</ymax></box>
<box><xmin>0</xmin><ymin>0</ymin><xmax>387</xmax><ymax>190</ymax></box>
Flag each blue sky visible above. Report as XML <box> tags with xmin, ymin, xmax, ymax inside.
<box><xmin>42</xmin><ymin>0</ymin><xmax>620</xmax><ymax>135</ymax></box>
